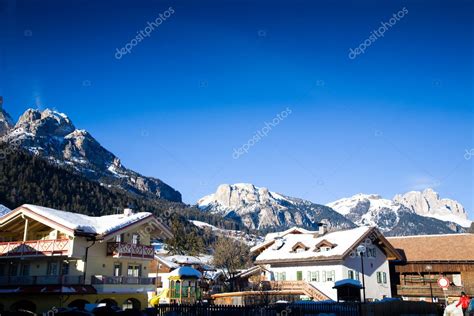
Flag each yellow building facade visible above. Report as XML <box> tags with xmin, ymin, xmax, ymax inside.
<box><xmin>0</xmin><ymin>204</ymin><xmax>172</xmax><ymax>314</ymax></box>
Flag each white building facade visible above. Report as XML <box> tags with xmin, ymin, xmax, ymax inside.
<box><xmin>251</xmin><ymin>226</ymin><xmax>401</xmax><ymax>301</ymax></box>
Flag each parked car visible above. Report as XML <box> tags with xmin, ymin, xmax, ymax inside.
<box><xmin>468</xmin><ymin>299</ymin><xmax>474</xmax><ymax>316</ymax></box>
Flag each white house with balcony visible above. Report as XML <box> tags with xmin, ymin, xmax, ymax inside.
<box><xmin>0</xmin><ymin>204</ymin><xmax>172</xmax><ymax>314</ymax></box>
<box><xmin>250</xmin><ymin>225</ymin><xmax>401</xmax><ymax>302</ymax></box>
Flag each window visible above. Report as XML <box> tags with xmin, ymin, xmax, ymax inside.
<box><xmin>296</xmin><ymin>271</ymin><xmax>303</xmax><ymax>281</ymax></box>
<box><xmin>9</xmin><ymin>264</ymin><xmax>18</xmax><ymax>276</ymax></box>
<box><xmin>127</xmin><ymin>264</ymin><xmax>141</xmax><ymax>277</ymax></box>
<box><xmin>132</xmin><ymin>234</ymin><xmax>140</xmax><ymax>245</ymax></box>
<box><xmin>275</xmin><ymin>272</ymin><xmax>286</xmax><ymax>281</ymax></box>
<box><xmin>326</xmin><ymin>270</ymin><xmax>335</xmax><ymax>282</ymax></box>
<box><xmin>376</xmin><ymin>272</ymin><xmax>382</xmax><ymax>284</ymax></box>
<box><xmin>291</xmin><ymin>242</ymin><xmax>308</xmax><ymax>253</ymax></box>
<box><xmin>323</xmin><ymin>270</ymin><xmax>335</xmax><ymax>282</ymax></box>
<box><xmin>47</xmin><ymin>262</ymin><xmax>59</xmax><ymax>276</ymax></box>
<box><xmin>115</xmin><ymin>234</ymin><xmax>123</xmax><ymax>242</ymax></box>
<box><xmin>114</xmin><ymin>263</ymin><xmax>122</xmax><ymax>277</ymax></box>
<box><xmin>61</xmin><ymin>262</ymin><xmax>69</xmax><ymax>275</ymax></box>
<box><xmin>452</xmin><ymin>274</ymin><xmax>462</xmax><ymax>286</ymax></box>
<box><xmin>20</xmin><ymin>264</ymin><xmax>30</xmax><ymax>276</ymax></box>
<box><xmin>348</xmin><ymin>270</ymin><xmax>360</xmax><ymax>281</ymax></box>
<box><xmin>382</xmin><ymin>272</ymin><xmax>387</xmax><ymax>284</ymax></box>
<box><xmin>307</xmin><ymin>271</ymin><xmax>319</xmax><ymax>282</ymax></box>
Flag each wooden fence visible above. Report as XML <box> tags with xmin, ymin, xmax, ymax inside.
<box><xmin>152</xmin><ymin>304</ymin><xmax>278</xmax><ymax>316</ymax></box>
<box><xmin>150</xmin><ymin>301</ymin><xmax>443</xmax><ymax>316</ymax></box>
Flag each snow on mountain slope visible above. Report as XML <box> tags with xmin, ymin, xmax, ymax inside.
<box><xmin>0</xmin><ymin>106</ymin><xmax>181</xmax><ymax>202</ymax></box>
<box><xmin>0</xmin><ymin>204</ymin><xmax>11</xmax><ymax>217</ymax></box>
<box><xmin>190</xmin><ymin>220</ymin><xmax>264</xmax><ymax>246</ymax></box>
<box><xmin>197</xmin><ymin>183</ymin><xmax>356</xmax><ymax>231</ymax></box>
<box><xmin>327</xmin><ymin>192</ymin><xmax>467</xmax><ymax>236</ymax></box>
<box><xmin>393</xmin><ymin>189</ymin><xmax>471</xmax><ymax>227</ymax></box>
<box><xmin>0</xmin><ymin>106</ymin><xmax>14</xmax><ymax>137</ymax></box>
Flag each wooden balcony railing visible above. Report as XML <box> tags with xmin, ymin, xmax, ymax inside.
<box><xmin>0</xmin><ymin>275</ymin><xmax>83</xmax><ymax>285</ymax></box>
<box><xmin>91</xmin><ymin>275</ymin><xmax>155</xmax><ymax>285</ymax></box>
<box><xmin>265</xmin><ymin>281</ymin><xmax>330</xmax><ymax>301</ymax></box>
<box><xmin>106</xmin><ymin>242</ymin><xmax>154</xmax><ymax>259</ymax></box>
<box><xmin>0</xmin><ymin>239</ymin><xmax>71</xmax><ymax>258</ymax></box>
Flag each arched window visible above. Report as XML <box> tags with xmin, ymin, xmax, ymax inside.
<box><xmin>10</xmin><ymin>300</ymin><xmax>36</xmax><ymax>313</ymax></box>
<box><xmin>122</xmin><ymin>298</ymin><xmax>141</xmax><ymax>310</ymax></box>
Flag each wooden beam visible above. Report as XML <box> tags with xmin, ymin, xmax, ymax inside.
<box><xmin>23</xmin><ymin>218</ymin><xmax>29</xmax><ymax>241</ymax></box>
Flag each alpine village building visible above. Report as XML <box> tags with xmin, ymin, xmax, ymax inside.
<box><xmin>387</xmin><ymin>233</ymin><xmax>474</xmax><ymax>303</ymax></box>
<box><xmin>250</xmin><ymin>225</ymin><xmax>402</xmax><ymax>302</ymax></box>
<box><xmin>0</xmin><ymin>204</ymin><xmax>172</xmax><ymax>314</ymax></box>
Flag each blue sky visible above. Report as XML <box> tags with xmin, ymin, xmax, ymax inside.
<box><xmin>1</xmin><ymin>0</ymin><xmax>473</xmax><ymax>216</ymax></box>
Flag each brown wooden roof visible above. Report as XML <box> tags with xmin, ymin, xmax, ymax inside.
<box><xmin>387</xmin><ymin>233</ymin><xmax>474</xmax><ymax>262</ymax></box>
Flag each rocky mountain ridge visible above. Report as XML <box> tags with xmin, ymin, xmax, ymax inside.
<box><xmin>199</xmin><ymin>184</ymin><xmax>470</xmax><ymax>236</ymax></box>
<box><xmin>327</xmin><ymin>192</ymin><xmax>468</xmax><ymax>236</ymax></box>
<box><xmin>198</xmin><ymin>183</ymin><xmax>357</xmax><ymax>231</ymax></box>
<box><xmin>0</xmin><ymin>106</ymin><xmax>181</xmax><ymax>202</ymax></box>
<box><xmin>393</xmin><ymin>188</ymin><xmax>470</xmax><ymax>227</ymax></box>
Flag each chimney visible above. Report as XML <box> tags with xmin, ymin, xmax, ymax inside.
<box><xmin>123</xmin><ymin>208</ymin><xmax>133</xmax><ymax>217</ymax></box>
<box><xmin>318</xmin><ymin>221</ymin><xmax>329</xmax><ymax>236</ymax></box>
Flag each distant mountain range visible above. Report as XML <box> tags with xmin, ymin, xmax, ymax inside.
<box><xmin>0</xmin><ymin>106</ymin><xmax>181</xmax><ymax>202</ymax></box>
<box><xmin>198</xmin><ymin>183</ymin><xmax>357</xmax><ymax>232</ymax></box>
<box><xmin>198</xmin><ymin>184</ymin><xmax>471</xmax><ymax>236</ymax></box>
<box><xmin>1</xmin><ymin>103</ymin><xmax>471</xmax><ymax>237</ymax></box>
<box><xmin>327</xmin><ymin>191</ymin><xmax>469</xmax><ymax>236</ymax></box>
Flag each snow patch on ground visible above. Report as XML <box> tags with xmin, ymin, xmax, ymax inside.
<box><xmin>190</xmin><ymin>220</ymin><xmax>263</xmax><ymax>246</ymax></box>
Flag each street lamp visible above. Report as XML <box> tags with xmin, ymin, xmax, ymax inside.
<box><xmin>425</xmin><ymin>264</ymin><xmax>434</xmax><ymax>303</ymax></box>
<box><xmin>357</xmin><ymin>245</ymin><xmax>367</xmax><ymax>303</ymax></box>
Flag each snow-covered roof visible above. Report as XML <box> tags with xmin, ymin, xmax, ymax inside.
<box><xmin>161</xmin><ymin>255</ymin><xmax>215</xmax><ymax>271</ymax></box>
<box><xmin>23</xmin><ymin>204</ymin><xmax>152</xmax><ymax>235</ymax></box>
<box><xmin>264</xmin><ymin>227</ymin><xmax>317</xmax><ymax>241</ymax></box>
<box><xmin>255</xmin><ymin>226</ymin><xmax>373</xmax><ymax>263</ymax></box>
<box><xmin>169</xmin><ymin>266</ymin><xmax>202</xmax><ymax>278</ymax></box>
<box><xmin>333</xmin><ymin>279</ymin><xmax>363</xmax><ymax>288</ymax></box>
<box><xmin>233</xmin><ymin>265</ymin><xmax>270</xmax><ymax>279</ymax></box>
<box><xmin>1</xmin><ymin>204</ymin><xmax>168</xmax><ymax>238</ymax></box>
<box><xmin>155</xmin><ymin>256</ymin><xmax>180</xmax><ymax>269</ymax></box>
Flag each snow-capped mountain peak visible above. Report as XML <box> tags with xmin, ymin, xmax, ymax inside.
<box><xmin>327</xmin><ymin>190</ymin><xmax>470</xmax><ymax>236</ymax></box>
<box><xmin>393</xmin><ymin>188</ymin><xmax>471</xmax><ymax>227</ymax></box>
<box><xmin>1</xmin><ymin>105</ymin><xmax>182</xmax><ymax>202</ymax></box>
<box><xmin>327</xmin><ymin>193</ymin><xmax>395</xmax><ymax>216</ymax></box>
<box><xmin>198</xmin><ymin>183</ymin><xmax>356</xmax><ymax>230</ymax></box>
<box><xmin>198</xmin><ymin>183</ymin><xmax>284</xmax><ymax>209</ymax></box>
